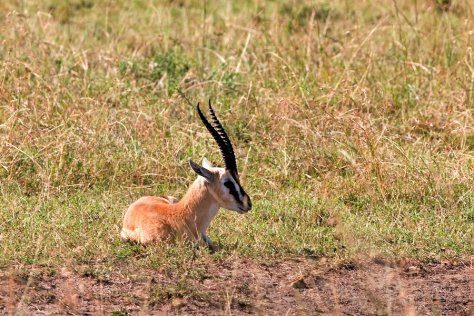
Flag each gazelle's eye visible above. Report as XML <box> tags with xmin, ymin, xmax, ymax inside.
<box><xmin>224</xmin><ymin>180</ymin><xmax>241</xmax><ymax>202</ymax></box>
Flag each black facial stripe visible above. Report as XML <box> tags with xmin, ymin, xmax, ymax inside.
<box><xmin>229</xmin><ymin>174</ymin><xmax>247</xmax><ymax>201</ymax></box>
<box><xmin>238</xmin><ymin>185</ymin><xmax>245</xmax><ymax>197</ymax></box>
<box><xmin>224</xmin><ymin>180</ymin><xmax>241</xmax><ymax>203</ymax></box>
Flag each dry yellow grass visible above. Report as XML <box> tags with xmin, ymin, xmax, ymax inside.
<box><xmin>0</xmin><ymin>0</ymin><xmax>473</xmax><ymax>270</ymax></box>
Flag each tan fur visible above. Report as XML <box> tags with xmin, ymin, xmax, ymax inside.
<box><xmin>121</xmin><ymin>166</ymin><xmax>248</xmax><ymax>245</ymax></box>
<box><xmin>121</xmin><ymin>103</ymin><xmax>252</xmax><ymax>246</ymax></box>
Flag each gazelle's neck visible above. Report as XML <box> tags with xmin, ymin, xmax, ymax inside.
<box><xmin>178</xmin><ymin>177</ymin><xmax>220</xmax><ymax>236</ymax></box>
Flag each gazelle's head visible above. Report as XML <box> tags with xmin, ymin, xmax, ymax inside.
<box><xmin>189</xmin><ymin>101</ymin><xmax>252</xmax><ymax>214</ymax></box>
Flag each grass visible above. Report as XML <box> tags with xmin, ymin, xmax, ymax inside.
<box><xmin>0</xmin><ymin>0</ymin><xmax>473</xmax><ymax>284</ymax></box>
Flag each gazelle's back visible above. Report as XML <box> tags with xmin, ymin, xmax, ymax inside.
<box><xmin>121</xmin><ymin>196</ymin><xmax>178</xmax><ymax>243</ymax></box>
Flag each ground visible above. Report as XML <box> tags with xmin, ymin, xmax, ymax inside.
<box><xmin>1</xmin><ymin>257</ymin><xmax>472</xmax><ymax>315</ymax></box>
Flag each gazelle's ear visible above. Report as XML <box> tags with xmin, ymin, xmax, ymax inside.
<box><xmin>202</xmin><ymin>157</ymin><xmax>213</xmax><ymax>169</ymax></box>
<box><xmin>189</xmin><ymin>159</ymin><xmax>213</xmax><ymax>181</ymax></box>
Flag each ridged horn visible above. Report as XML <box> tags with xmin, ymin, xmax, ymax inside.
<box><xmin>197</xmin><ymin>101</ymin><xmax>238</xmax><ymax>177</ymax></box>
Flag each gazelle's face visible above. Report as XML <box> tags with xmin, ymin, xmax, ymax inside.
<box><xmin>190</xmin><ymin>159</ymin><xmax>252</xmax><ymax>213</ymax></box>
<box><xmin>214</xmin><ymin>168</ymin><xmax>252</xmax><ymax>213</ymax></box>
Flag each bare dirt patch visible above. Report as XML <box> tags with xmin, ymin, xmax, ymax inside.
<box><xmin>1</xmin><ymin>258</ymin><xmax>473</xmax><ymax>315</ymax></box>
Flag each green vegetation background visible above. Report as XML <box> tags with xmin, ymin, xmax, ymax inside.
<box><xmin>0</xmin><ymin>0</ymin><xmax>473</xmax><ymax>270</ymax></box>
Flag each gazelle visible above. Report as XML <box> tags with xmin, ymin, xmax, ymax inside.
<box><xmin>121</xmin><ymin>100</ymin><xmax>252</xmax><ymax>248</ymax></box>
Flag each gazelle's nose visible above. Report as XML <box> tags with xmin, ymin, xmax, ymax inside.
<box><xmin>241</xmin><ymin>196</ymin><xmax>252</xmax><ymax>212</ymax></box>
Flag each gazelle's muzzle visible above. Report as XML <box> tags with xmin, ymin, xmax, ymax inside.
<box><xmin>240</xmin><ymin>195</ymin><xmax>252</xmax><ymax>212</ymax></box>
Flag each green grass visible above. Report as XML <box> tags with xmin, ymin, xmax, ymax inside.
<box><xmin>1</xmin><ymin>0</ymin><xmax>473</xmax><ymax>273</ymax></box>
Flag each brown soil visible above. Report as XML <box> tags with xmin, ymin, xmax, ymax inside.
<box><xmin>1</xmin><ymin>258</ymin><xmax>473</xmax><ymax>315</ymax></box>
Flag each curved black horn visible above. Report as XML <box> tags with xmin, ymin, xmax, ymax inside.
<box><xmin>207</xmin><ymin>99</ymin><xmax>238</xmax><ymax>174</ymax></box>
<box><xmin>197</xmin><ymin>102</ymin><xmax>238</xmax><ymax>175</ymax></box>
